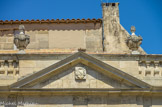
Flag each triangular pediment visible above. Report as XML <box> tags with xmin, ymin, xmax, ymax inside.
<box><xmin>27</xmin><ymin>63</ymin><xmax>135</xmax><ymax>89</ymax></box>
<box><xmin>10</xmin><ymin>52</ymin><xmax>151</xmax><ymax>89</ymax></box>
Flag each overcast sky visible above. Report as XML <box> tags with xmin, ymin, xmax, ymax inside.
<box><xmin>0</xmin><ymin>0</ymin><xmax>161</xmax><ymax>54</ymax></box>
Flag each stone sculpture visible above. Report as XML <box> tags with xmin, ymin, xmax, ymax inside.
<box><xmin>14</xmin><ymin>25</ymin><xmax>30</xmax><ymax>51</ymax></box>
<box><xmin>74</xmin><ymin>67</ymin><xmax>86</xmax><ymax>80</ymax></box>
<box><xmin>126</xmin><ymin>26</ymin><xmax>142</xmax><ymax>54</ymax></box>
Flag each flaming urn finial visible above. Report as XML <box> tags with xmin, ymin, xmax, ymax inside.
<box><xmin>14</xmin><ymin>25</ymin><xmax>30</xmax><ymax>51</ymax></box>
<box><xmin>126</xmin><ymin>26</ymin><xmax>142</xmax><ymax>54</ymax></box>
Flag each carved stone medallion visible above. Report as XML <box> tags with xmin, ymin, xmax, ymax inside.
<box><xmin>74</xmin><ymin>67</ymin><xmax>86</xmax><ymax>80</ymax></box>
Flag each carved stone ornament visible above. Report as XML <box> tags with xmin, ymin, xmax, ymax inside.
<box><xmin>126</xmin><ymin>26</ymin><xmax>142</xmax><ymax>54</ymax></box>
<box><xmin>74</xmin><ymin>67</ymin><xmax>86</xmax><ymax>80</ymax></box>
<box><xmin>14</xmin><ymin>25</ymin><xmax>30</xmax><ymax>50</ymax></box>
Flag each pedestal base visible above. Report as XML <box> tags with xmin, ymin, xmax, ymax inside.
<box><xmin>131</xmin><ymin>51</ymin><xmax>140</xmax><ymax>54</ymax></box>
<box><xmin>18</xmin><ymin>50</ymin><xmax>25</xmax><ymax>54</ymax></box>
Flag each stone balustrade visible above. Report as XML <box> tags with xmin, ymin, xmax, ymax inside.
<box><xmin>139</xmin><ymin>61</ymin><xmax>162</xmax><ymax>77</ymax></box>
<box><xmin>0</xmin><ymin>60</ymin><xmax>19</xmax><ymax>76</ymax></box>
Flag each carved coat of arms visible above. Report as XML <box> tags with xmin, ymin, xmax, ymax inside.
<box><xmin>74</xmin><ymin>67</ymin><xmax>86</xmax><ymax>80</ymax></box>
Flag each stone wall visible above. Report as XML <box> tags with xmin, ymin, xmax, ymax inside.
<box><xmin>0</xmin><ymin>23</ymin><xmax>103</xmax><ymax>52</ymax></box>
<box><xmin>0</xmin><ymin>94</ymin><xmax>162</xmax><ymax>107</ymax></box>
<box><xmin>0</xmin><ymin>36</ymin><xmax>14</xmax><ymax>50</ymax></box>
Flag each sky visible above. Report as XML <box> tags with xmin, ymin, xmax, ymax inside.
<box><xmin>0</xmin><ymin>0</ymin><xmax>161</xmax><ymax>54</ymax></box>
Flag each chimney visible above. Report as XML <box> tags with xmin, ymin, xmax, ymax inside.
<box><xmin>102</xmin><ymin>3</ymin><xmax>120</xmax><ymax>24</ymax></box>
<box><xmin>102</xmin><ymin>2</ymin><xmax>125</xmax><ymax>53</ymax></box>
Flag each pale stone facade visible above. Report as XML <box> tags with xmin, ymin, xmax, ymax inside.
<box><xmin>0</xmin><ymin>2</ymin><xmax>161</xmax><ymax>107</ymax></box>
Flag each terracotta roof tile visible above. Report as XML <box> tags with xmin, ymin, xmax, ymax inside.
<box><xmin>0</xmin><ymin>18</ymin><xmax>102</xmax><ymax>25</ymax></box>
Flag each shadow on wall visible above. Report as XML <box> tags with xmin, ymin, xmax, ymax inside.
<box><xmin>0</xmin><ymin>23</ymin><xmax>101</xmax><ymax>36</ymax></box>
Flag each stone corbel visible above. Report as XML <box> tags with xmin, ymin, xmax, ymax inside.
<box><xmin>145</xmin><ymin>61</ymin><xmax>152</xmax><ymax>76</ymax></box>
<box><xmin>145</xmin><ymin>61</ymin><xmax>151</xmax><ymax>68</ymax></box>
<box><xmin>138</xmin><ymin>61</ymin><xmax>146</xmax><ymax>76</ymax></box>
<box><xmin>0</xmin><ymin>60</ymin><xmax>5</xmax><ymax>75</ymax></box>
<box><xmin>154</xmin><ymin>61</ymin><xmax>159</xmax><ymax>68</ymax></box>
<box><xmin>13</xmin><ymin>60</ymin><xmax>19</xmax><ymax>75</ymax></box>
<box><xmin>7</xmin><ymin>60</ymin><xmax>14</xmax><ymax>75</ymax></box>
<box><xmin>4</xmin><ymin>60</ymin><xmax>8</xmax><ymax>76</ymax></box>
<box><xmin>154</xmin><ymin>61</ymin><xmax>160</xmax><ymax>76</ymax></box>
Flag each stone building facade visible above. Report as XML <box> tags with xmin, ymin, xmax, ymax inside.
<box><xmin>0</xmin><ymin>2</ymin><xmax>161</xmax><ymax>107</ymax></box>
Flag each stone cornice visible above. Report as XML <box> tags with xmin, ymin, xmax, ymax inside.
<box><xmin>1</xmin><ymin>88</ymin><xmax>162</xmax><ymax>95</ymax></box>
<box><xmin>0</xmin><ymin>52</ymin><xmax>161</xmax><ymax>61</ymax></box>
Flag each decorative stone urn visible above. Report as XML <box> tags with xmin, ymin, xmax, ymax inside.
<box><xmin>14</xmin><ymin>25</ymin><xmax>30</xmax><ymax>51</ymax></box>
<box><xmin>126</xmin><ymin>26</ymin><xmax>142</xmax><ymax>54</ymax></box>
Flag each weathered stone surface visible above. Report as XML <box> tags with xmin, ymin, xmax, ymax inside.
<box><xmin>86</xmin><ymin>28</ymin><xmax>102</xmax><ymax>52</ymax></box>
<box><xmin>0</xmin><ymin>43</ymin><xmax>4</xmax><ymax>49</ymax></box>
<box><xmin>35</xmin><ymin>60</ymin><xmax>57</xmax><ymax>68</ymax></box>
<box><xmin>19</xmin><ymin>60</ymin><xmax>36</xmax><ymax>68</ymax></box>
<box><xmin>73</xmin><ymin>96</ymin><xmax>88</xmax><ymax>107</ymax></box>
<box><xmin>26</xmin><ymin>31</ymin><xmax>36</xmax><ymax>42</ymax></box>
<box><xmin>39</xmin><ymin>41</ymin><xmax>49</xmax><ymax>49</ymax></box>
<box><xmin>0</xmin><ymin>94</ymin><xmax>161</xmax><ymax>107</ymax></box>
<box><xmin>7</xmin><ymin>37</ymin><xmax>14</xmax><ymax>43</ymax></box>
<box><xmin>37</xmin><ymin>30</ymin><xmax>48</xmax><ymax>34</ymax></box>
<box><xmin>4</xmin><ymin>43</ymin><xmax>13</xmax><ymax>49</ymax></box>
<box><xmin>49</xmin><ymin>30</ymin><xmax>86</xmax><ymax>49</ymax></box>
<box><xmin>37</xmin><ymin>33</ymin><xmax>49</xmax><ymax>42</ymax></box>
<box><xmin>19</xmin><ymin>67</ymin><xmax>34</xmax><ymax>77</ymax></box>
<box><xmin>27</xmin><ymin>42</ymin><xmax>39</xmax><ymax>49</ymax></box>
<box><xmin>0</xmin><ymin>37</ymin><xmax>6</xmax><ymax>42</ymax></box>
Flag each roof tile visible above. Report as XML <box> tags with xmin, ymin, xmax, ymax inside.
<box><xmin>0</xmin><ymin>18</ymin><xmax>101</xmax><ymax>25</ymax></box>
